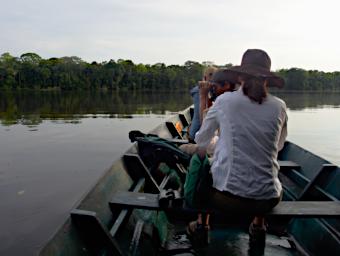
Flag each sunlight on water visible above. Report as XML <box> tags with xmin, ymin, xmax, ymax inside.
<box><xmin>287</xmin><ymin>107</ymin><xmax>340</xmax><ymax>165</ymax></box>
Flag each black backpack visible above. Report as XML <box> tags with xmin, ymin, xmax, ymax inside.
<box><xmin>129</xmin><ymin>130</ymin><xmax>191</xmax><ymax>182</ymax></box>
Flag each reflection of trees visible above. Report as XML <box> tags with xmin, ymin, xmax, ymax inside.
<box><xmin>0</xmin><ymin>90</ymin><xmax>192</xmax><ymax>126</ymax></box>
<box><xmin>0</xmin><ymin>93</ymin><xmax>19</xmax><ymax>125</ymax></box>
<box><xmin>1</xmin><ymin>90</ymin><xmax>339</xmax><ymax>126</ymax></box>
<box><xmin>21</xmin><ymin>114</ymin><xmax>42</xmax><ymax>126</ymax></box>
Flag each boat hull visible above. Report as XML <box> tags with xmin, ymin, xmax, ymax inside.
<box><xmin>40</xmin><ymin>107</ymin><xmax>340</xmax><ymax>256</ymax></box>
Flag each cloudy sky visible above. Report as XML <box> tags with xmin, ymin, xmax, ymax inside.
<box><xmin>1</xmin><ymin>0</ymin><xmax>340</xmax><ymax>71</ymax></box>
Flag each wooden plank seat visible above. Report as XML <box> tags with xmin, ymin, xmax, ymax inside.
<box><xmin>109</xmin><ymin>191</ymin><xmax>340</xmax><ymax>218</ymax></box>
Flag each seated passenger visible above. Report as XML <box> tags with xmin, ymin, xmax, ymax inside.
<box><xmin>192</xmin><ymin>49</ymin><xmax>288</xmax><ymax>251</ymax></box>
<box><xmin>181</xmin><ymin>69</ymin><xmax>236</xmax><ymax>156</ymax></box>
<box><xmin>188</xmin><ymin>66</ymin><xmax>217</xmax><ymax>142</ymax></box>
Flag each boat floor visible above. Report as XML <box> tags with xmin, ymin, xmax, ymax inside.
<box><xmin>115</xmin><ymin>210</ymin><xmax>301</xmax><ymax>256</ymax></box>
<box><xmin>163</xmin><ymin>227</ymin><xmax>299</xmax><ymax>256</ymax></box>
<box><xmin>119</xmin><ymin>224</ymin><xmax>300</xmax><ymax>255</ymax></box>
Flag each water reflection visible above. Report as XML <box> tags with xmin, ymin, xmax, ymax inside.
<box><xmin>0</xmin><ymin>90</ymin><xmax>193</xmax><ymax>126</ymax></box>
<box><xmin>1</xmin><ymin>90</ymin><xmax>340</xmax><ymax>126</ymax></box>
<box><xmin>274</xmin><ymin>91</ymin><xmax>340</xmax><ymax>110</ymax></box>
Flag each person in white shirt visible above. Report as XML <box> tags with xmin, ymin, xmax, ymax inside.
<box><xmin>194</xmin><ymin>49</ymin><xmax>287</xmax><ymax>249</ymax></box>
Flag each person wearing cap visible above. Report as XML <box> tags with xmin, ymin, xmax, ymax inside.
<box><xmin>194</xmin><ymin>49</ymin><xmax>287</xmax><ymax>250</ymax></box>
<box><xmin>198</xmin><ymin>69</ymin><xmax>238</xmax><ymax>129</ymax></box>
<box><xmin>181</xmin><ymin>69</ymin><xmax>236</xmax><ymax>155</ymax></box>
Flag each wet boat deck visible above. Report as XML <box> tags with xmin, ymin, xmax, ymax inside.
<box><xmin>194</xmin><ymin>227</ymin><xmax>298</xmax><ymax>256</ymax></box>
<box><xmin>118</xmin><ymin>209</ymin><xmax>301</xmax><ymax>256</ymax></box>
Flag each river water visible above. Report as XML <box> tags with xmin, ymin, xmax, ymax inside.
<box><xmin>0</xmin><ymin>90</ymin><xmax>339</xmax><ymax>255</ymax></box>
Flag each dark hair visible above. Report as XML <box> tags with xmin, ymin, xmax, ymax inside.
<box><xmin>215</xmin><ymin>80</ymin><xmax>236</xmax><ymax>91</ymax></box>
<box><xmin>227</xmin><ymin>81</ymin><xmax>236</xmax><ymax>91</ymax></box>
<box><xmin>209</xmin><ymin>80</ymin><xmax>236</xmax><ymax>102</ymax></box>
<box><xmin>242</xmin><ymin>76</ymin><xmax>267</xmax><ymax>104</ymax></box>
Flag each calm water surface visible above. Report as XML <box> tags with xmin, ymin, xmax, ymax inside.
<box><xmin>0</xmin><ymin>90</ymin><xmax>339</xmax><ymax>255</ymax></box>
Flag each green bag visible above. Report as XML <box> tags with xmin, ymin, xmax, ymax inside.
<box><xmin>184</xmin><ymin>154</ymin><xmax>212</xmax><ymax>208</ymax></box>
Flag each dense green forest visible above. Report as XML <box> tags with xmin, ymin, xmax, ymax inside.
<box><xmin>1</xmin><ymin>52</ymin><xmax>340</xmax><ymax>91</ymax></box>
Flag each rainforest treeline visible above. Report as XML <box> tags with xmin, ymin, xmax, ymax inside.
<box><xmin>1</xmin><ymin>52</ymin><xmax>340</xmax><ymax>91</ymax></box>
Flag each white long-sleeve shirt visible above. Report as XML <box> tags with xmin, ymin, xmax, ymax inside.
<box><xmin>195</xmin><ymin>87</ymin><xmax>287</xmax><ymax>199</ymax></box>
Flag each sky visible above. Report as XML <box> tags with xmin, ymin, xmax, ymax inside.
<box><xmin>1</xmin><ymin>0</ymin><xmax>340</xmax><ymax>71</ymax></box>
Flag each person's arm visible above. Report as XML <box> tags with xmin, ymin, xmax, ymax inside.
<box><xmin>278</xmin><ymin>107</ymin><xmax>288</xmax><ymax>151</ymax></box>
<box><xmin>195</xmin><ymin>103</ymin><xmax>219</xmax><ymax>158</ymax></box>
<box><xmin>188</xmin><ymin>86</ymin><xmax>201</xmax><ymax>140</ymax></box>
<box><xmin>198</xmin><ymin>81</ymin><xmax>211</xmax><ymax>124</ymax></box>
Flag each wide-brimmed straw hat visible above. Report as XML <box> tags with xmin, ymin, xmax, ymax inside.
<box><xmin>226</xmin><ymin>49</ymin><xmax>284</xmax><ymax>88</ymax></box>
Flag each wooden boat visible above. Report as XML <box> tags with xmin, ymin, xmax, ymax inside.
<box><xmin>40</xmin><ymin>107</ymin><xmax>340</xmax><ymax>256</ymax></box>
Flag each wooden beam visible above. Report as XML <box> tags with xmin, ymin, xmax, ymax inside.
<box><xmin>179</xmin><ymin>113</ymin><xmax>189</xmax><ymax>127</ymax></box>
<box><xmin>123</xmin><ymin>154</ymin><xmax>160</xmax><ymax>193</ymax></box>
<box><xmin>109</xmin><ymin>178</ymin><xmax>145</xmax><ymax>237</ymax></box>
<box><xmin>268</xmin><ymin>201</ymin><xmax>340</xmax><ymax>217</ymax></box>
<box><xmin>166</xmin><ymin>121</ymin><xmax>183</xmax><ymax>139</ymax></box>
<box><xmin>110</xmin><ymin>191</ymin><xmax>340</xmax><ymax>218</ymax></box>
<box><xmin>298</xmin><ymin>164</ymin><xmax>337</xmax><ymax>200</ymax></box>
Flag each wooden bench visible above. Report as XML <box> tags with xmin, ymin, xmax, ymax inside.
<box><xmin>109</xmin><ymin>191</ymin><xmax>340</xmax><ymax>218</ymax></box>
